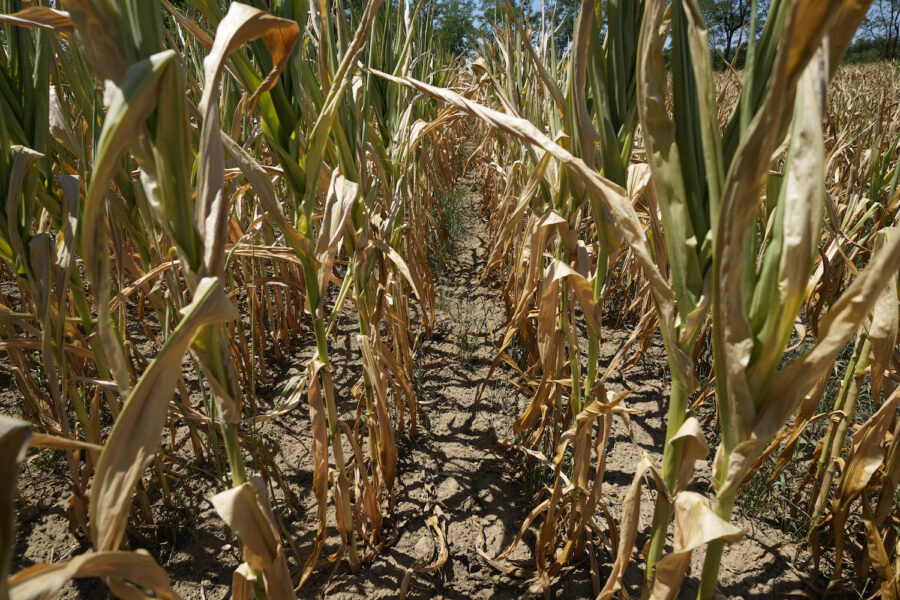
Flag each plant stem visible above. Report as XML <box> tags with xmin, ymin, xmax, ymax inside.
<box><xmin>301</xmin><ymin>255</ymin><xmax>360</xmax><ymax>570</ymax></box>
<box><xmin>200</xmin><ymin>326</ymin><xmax>248</xmax><ymax>486</ymax></box>
<box><xmin>198</xmin><ymin>325</ymin><xmax>263</xmax><ymax>598</ymax></box>
<box><xmin>811</xmin><ymin>334</ymin><xmax>870</xmax><ymax>525</ymax></box>
<box><xmin>644</xmin><ymin>368</ymin><xmax>690</xmax><ymax>589</ymax></box>
<box><xmin>697</xmin><ymin>495</ymin><xmax>736</xmax><ymax>600</ymax></box>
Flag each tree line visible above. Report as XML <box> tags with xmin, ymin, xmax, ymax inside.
<box><xmin>428</xmin><ymin>0</ymin><xmax>900</xmax><ymax>65</ymax></box>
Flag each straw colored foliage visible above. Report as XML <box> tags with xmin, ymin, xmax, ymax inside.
<box><xmin>0</xmin><ymin>0</ymin><xmax>899</xmax><ymax>599</ymax></box>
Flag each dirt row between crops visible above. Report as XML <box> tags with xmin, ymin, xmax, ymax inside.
<box><xmin>294</xmin><ymin>164</ymin><xmax>815</xmax><ymax>599</ymax></box>
<box><xmin>11</xmin><ymin>160</ymin><xmax>821</xmax><ymax>599</ymax></box>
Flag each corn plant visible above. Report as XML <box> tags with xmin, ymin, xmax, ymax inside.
<box><xmin>2</xmin><ymin>1</ymin><xmax>900</xmax><ymax>599</ymax></box>
<box><xmin>636</xmin><ymin>0</ymin><xmax>900</xmax><ymax>597</ymax></box>
<box><xmin>0</xmin><ymin>0</ymin><xmax>466</xmax><ymax>594</ymax></box>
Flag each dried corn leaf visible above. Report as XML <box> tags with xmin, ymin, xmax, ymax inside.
<box><xmin>230</xmin><ymin>563</ymin><xmax>256</xmax><ymax>600</ymax></box>
<box><xmin>28</xmin><ymin>433</ymin><xmax>102</xmax><ymax>453</ymax></box>
<box><xmin>861</xmin><ymin>499</ymin><xmax>899</xmax><ymax>600</ymax></box>
<box><xmin>315</xmin><ymin>171</ymin><xmax>357</xmax><ymax>311</ymax></box>
<box><xmin>825</xmin><ymin>1</ymin><xmax>878</xmax><ymax>77</ymax></box>
<box><xmin>721</xmin><ymin>227</ymin><xmax>900</xmax><ymax>496</ymax></box>
<box><xmin>537</xmin><ymin>262</ymin><xmax>562</xmax><ymax>369</ymax></box>
<box><xmin>598</xmin><ymin>455</ymin><xmax>665</xmax><ymax>600</ymax></box>
<box><xmin>636</xmin><ymin>0</ymin><xmax>712</xmax><ymax>343</ymax></box>
<box><xmin>159</xmin><ymin>0</ymin><xmax>214</xmax><ymax>49</ymax></box>
<box><xmin>1</xmin><ymin>416</ymin><xmax>31</xmax><ymax>600</ymax></box>
<box><xmin>669</xmin><ymin>416</ymin><xmax>709</xmax><ymax>494</ymax></box>
<box><xmin>746</xmin><ymin>51</ymin><xmax>826</xmax><ymax>400</ymax></box>
<box><xmin>197</xmin><ymin>2</ymin><xmax>299</xmax><ymax>277</ymax></box>
<box><xmin>90</xmin><ymin>278</ymin><xmax>239</xmax><ymax>552</ymax></box>
<box><xmin>357</xmin><ymin>334</ymin><xmax>399</xmax><ymax>496</ymax></box>
<box><xmin>299</xmin><ymin>359</ymin><xmax>328</xmax><ymax>587</ymax></box>
<box><xmin>830</xmin><ymin>388</ymin><xmax>900</xmax><ymax>577</ymax></box>
<box><xmin>5</xmin><ymin>147</ymin><xmax>44</xmax><ymax>285</ymax></box>
<box><xmin>9</xmin><ymin>550</ymin><xmax>178</xmax><ymax>600</ymax></box>
<box><xmin>650</xmin><ymin>492</ymin><xmax>744</xmax><ymax>600</ymax></box>
<box><xmin>712</xmin><ymin>36</ymin><xmax>827</xmax><ymax>462</ymax></box>
<box><xmin>211</xmin><ymin>478</ymin><xmax>294</xmax><ymax>599</ymax></box>
<box><xmin>868</xmin><ymin>229</ymin><xmax>898</xmax><ymax>401</ymax></box>
<box><xmin>219</xmin><ymin>133</ymin><xmax>315</xmax><ymax>260</ymax></box>
<box><xmin>366</xmin><ymin>69</ymin><xmax>682</xmax><ymax>376</ymax></box>
<box><xmin>61</xmin><ymin>0</ymin><xmax>128</xmax><ymax>83</ymax></box>
<box><xmin>547</xmin><ymin>261</ymin><xmax>603</xmax><ymax>340</ymax></box>
<box><xmin>399</xmin><ymin>510</ymin><xmax>448</xmax><ymax>599</ymax></box>
<box><xmin>48</xmin><ymin>87</ymin><xmax>80</xmax><ymax>156</ymax></box>
<box><xmin>0</xmin><ymin>7</ymin><xmax>73</xmax><ymax>31</ymax></box>
<box><xmin>370</xmin><ymin>239</ymin><xmax>430</xmax><ymax>330</ymax></box>
<box><xmin>340</xmin><ymin>422</ymin><xmax>383</xmax><ymax>542</ymax></box>
<box><xmin>83</xmin><ymin>50</ymin><xmax>181</xmax><ymax>394</ymax></box>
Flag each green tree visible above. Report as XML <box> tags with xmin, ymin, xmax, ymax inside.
<box><xmin>862</xmin><ymin>0</ymin><xmax>900</xmax><ymax>58</ymax></box>
<box><xmin>477</xmin><ymin>0</ymin><xmax>579</xmax><ymax>51</ymax></box>
<box><xmin>433</xmin><ymin>0</ymin><xmax>479</xmax><ymax>55</ymax></box>
<box><xmin>699</xmin><ymin>0</ymin><xmax>753</xmax><ymax>60</ymax></box>
<box><xmin>540</xmin><ymin>0</ymin><xmax>579</xmax><ymax>50</ymax></box>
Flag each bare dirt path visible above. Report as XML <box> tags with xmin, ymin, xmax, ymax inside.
<box><xmin>302</xmin><ymin>160</ymin><xmax>550</xmax><ymax>599</ymax></box>
<box><xmin>304</xmin><ymin>160</ymin><xmax>815</xmax><ymax>599</ymax></box>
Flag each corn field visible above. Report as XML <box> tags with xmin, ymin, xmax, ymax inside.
<box><xmin>0</xmin><ymin>0</ymin><xmax>899</xmax><ymax>598</ymax></box>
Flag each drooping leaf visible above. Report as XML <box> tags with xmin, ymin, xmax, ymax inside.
<box><xmin>90</xmin><ymin>278</ymin><xmax>239</xmax><ymax>552</ymax></box>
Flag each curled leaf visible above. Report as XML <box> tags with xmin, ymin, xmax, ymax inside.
<box><xmin>1</xmin><ymin>416</ymin><xmax>31</xmax><ymax>600</ymax></box>
<box><xmin>650</xmin><ymin>492</ymin><xmax>744</xmax><ymax>600</ymax></box>
<box><xmin>197</xmin><ymin>2</ymin><xmax>300</xmax><ymax>277</ymax></box>
<box><xmin>90</xmin><ymin>278</ymin><xmax>239</xmax><ymax>552</ymax></box>
<box><xmin>9</xmin><ymin>550</ymin><xmax>179</xmax><ymax>600</ymax></box>
<box><xmin>316</xmin><ymin>171</ymin><xmax>357</xmax><ymax>310</ymax></box>
<box><xmin>670</xmin><ymin>416</ymin><xmax>710</xmax><ymax>493</ymax></box>
<box><xmin>0</xmin><ymin>7</ymin><xmax>73</xmax><ymax>31</ymax></box>
<box><xmin>211</xmin><ymin>478</ymin><xmax>294</xmax><ymax>599</ymax></box>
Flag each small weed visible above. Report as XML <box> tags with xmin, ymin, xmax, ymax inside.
<box><xmin>25</xmin><ymin>447</ymin><xmax>66</xmax><ymax>480</ymax></box>
<box><xmin>427</xmin><ymin>185</ymin><xmax>470</xmax><ymax>276</ymax></box>
<box><xmin>518</xmin><ymin>458</ymin><xmax>553</xmax><ymax>510</ymax></box>
<box><xmin>515</xmin><ymin>447</ymin><xmax>573</xmax><ymax>511</ymax></box>
<box><xmin>507</xmin><ymin>330</ymin><xmax>529</xmax><ymax>371</ymax></box>
<box><xmin>447</xmin><ymin>299</ymin><xmax>486</xmax><ymax>365</ymax></box>
<box><xmin>739</xmin><ymin>455</ymin><xmax>811</xmax><ymax>540</ymax></box>
<box><xmin>436</xmin><ymin>288</ymin><xmax>451</xmax><ymax>310</ymax></box>
<box><xmin>487</xmin><ymin>386</ymin><xmax>517</xmax><ymax>441</ymax></box>
<box><xmin>455</xmin><ymin>319</ymin><xmax>478</xmax><ymax>364</ymax></box>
